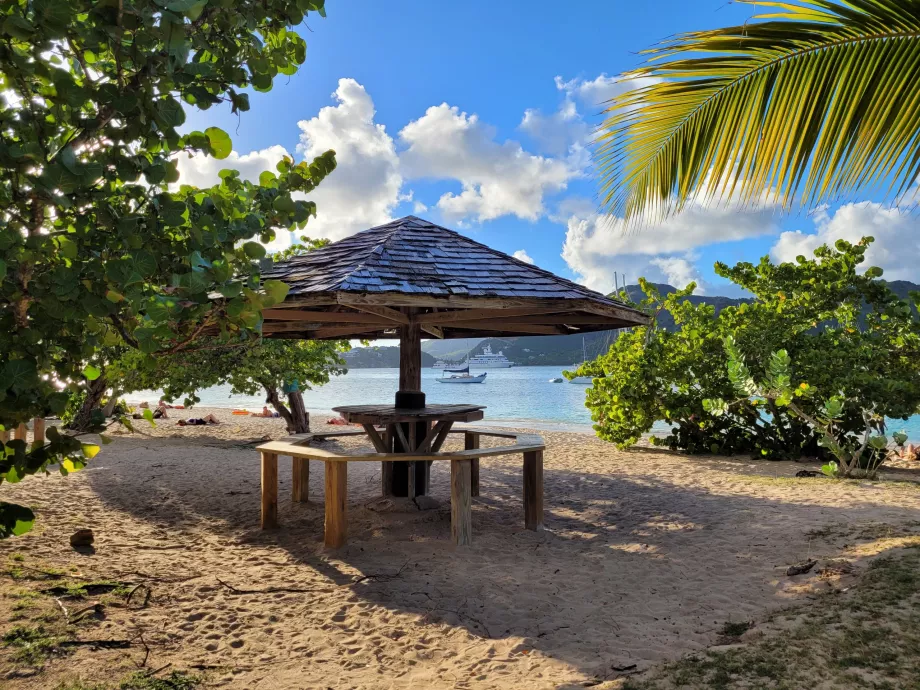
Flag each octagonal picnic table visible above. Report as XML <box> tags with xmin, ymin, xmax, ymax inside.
<box><xmin>332</xmin><ymin>403</ymin><xmax>485</xmax><ymax>498</ymax></box>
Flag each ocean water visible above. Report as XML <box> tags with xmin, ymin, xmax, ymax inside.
<box><xmin>133</xmin><ymin>365</ymin><xmax>920</xmax><ymax>440</ymax></box>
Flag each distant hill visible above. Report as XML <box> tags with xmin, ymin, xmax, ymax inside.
<box><xmin>342</xmin><ymin>280</ymin><xmax>920</xmax><ymax>368</ymax></box>
<box><xmin>343</xmin><ymin>346</ymin><xmax>437</xmax><ymax>369</ymax></box>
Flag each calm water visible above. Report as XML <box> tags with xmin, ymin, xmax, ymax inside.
<box><xmin>134</xmin><ymin>365</ymin><xmax>920</xmax><ymax>439</ymax></box>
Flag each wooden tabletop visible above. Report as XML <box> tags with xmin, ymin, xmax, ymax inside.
<box><xmin>332</xmin><ymin>403</ymin><xmax>486</xmax><ymax>425</ymax></box>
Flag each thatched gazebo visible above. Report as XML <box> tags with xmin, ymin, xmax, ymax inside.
<box><xmin>260</xmin><ymin>216</ymin><xmax>649</xmax><ymax>495</ymax></box>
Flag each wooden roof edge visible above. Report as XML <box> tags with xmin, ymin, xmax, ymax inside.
<box><xmin>275</xmin><ymin>291</ymin><xmax>649</xmax><ymax>323</ymax></box>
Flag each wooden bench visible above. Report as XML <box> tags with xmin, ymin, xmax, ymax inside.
<box><xmin>256</xmin><ymin>428</ymin><xmax>545</xmax><ymax>548</ymax></box>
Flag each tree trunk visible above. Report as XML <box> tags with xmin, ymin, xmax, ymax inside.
<box><xmin>69</xmin><ymin>376</ymin><xmax>108</xmax><ymax>431</ymax></box>
<box><xmin>287</xmin><ymin>391</ymin><xmax>309</xmax><ymax>433</ymax></box>
<box><xmin>263</xmin><ymin>384</ymin><xmax>297</xmax><ymax>434</ymax></box>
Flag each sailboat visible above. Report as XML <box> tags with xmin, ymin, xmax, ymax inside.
<box><xmin>569</xmin><ymin>336</ymin><xmax>593</xmax><ymax>384</ymax></box>
<box><xmin>436</xmin><ymin>365</ymin><xmax>487</xmax><ymax>384</ymax></box>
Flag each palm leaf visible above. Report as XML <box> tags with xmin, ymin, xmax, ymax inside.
<box><xmin>596</xmin><ymin>0</ymin><xmax>920</xmax><ymax>222</ymax></box>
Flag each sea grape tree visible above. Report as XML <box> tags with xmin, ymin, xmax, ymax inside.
<box><xmin>583</xmin><ymin>238</ymin><xmax>920</xmax><ymax>460</ymax></box>
<box><xmin>0</xmin><ymin>0</ymin><xmax>334</xmax><ymax>536</ymax></box>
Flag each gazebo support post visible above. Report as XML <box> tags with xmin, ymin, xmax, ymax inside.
<box><xmin>389</xmin><ymin>310</ymin><xmax>432</xmax><ymax>497</ymax></box>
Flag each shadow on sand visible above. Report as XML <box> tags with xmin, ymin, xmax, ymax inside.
<box><xmin>85</xmin><ymin>437</ymin><xmax>920</xmax><ymax>682</ymax></box>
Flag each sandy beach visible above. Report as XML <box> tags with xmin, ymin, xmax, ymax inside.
<box><xmin>2</xmin><ymin>407</ymin><xmax>920</xmax><ymax>688</ymax></box>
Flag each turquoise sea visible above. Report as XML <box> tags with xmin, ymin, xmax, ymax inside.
<box><xmin>134</xmin><ymin>365</ymin><xmax>920</xmax><ymax>440</ymax></box>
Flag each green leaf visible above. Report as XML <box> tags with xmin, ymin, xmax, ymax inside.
<box><xmin>0</xmin><ymin>503</ymin><xmax>36</xmax><ymax>539</ymax></box>
<box><xmin>243</xmin><ymin>242</ymin><xmax>266</xmax><ymax>259</ymax></box>
<box><xmin>83</xmin><ymin>364</ymin><xmax>101</xmax><ymax>381</ymax></box>
<box><xmin>2</xmin><ymin>16</ymin><xmax>34</xmax><ymax>40</ymax></box>
<box><xmin>155</xmin><ymin>96</ymin><xmax>186</xmax><ymax>129</ymax></box>
<box><xmin>1</xmin><ymin>360</ymin><xmax>37</xmax><ymax>393</ymax></box>
<box><xmin>262</xmin><ymin>279</ymin><xmax>289</xmax><ymax>305</ymax></box>
<box><xmin>205</xmin><ymin>127</ymin><xmax>232</xmax><ymax>159</ymax></box>
<box><xmin>80</xmin><ymin>444</ymin><xmax>100</xmax><ymax>460</ymax></box>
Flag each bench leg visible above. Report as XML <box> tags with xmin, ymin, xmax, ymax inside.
<box><xmin>261</xmin><ymin>452</ymin><xmax>278</xmax><ymax>529</ymax></box>
<box><xmin>324</xmin><ymin>461</ymin><xmax>348</xmax><ymax>548</ymax></box>
<box><xmin>523</xmin><ymin>450</ymin><xmax>544</xmax><ymax>531</ymax></box>
<box><xmin>32</xmin><ymin>418</ymin><xmax>45</xmax><ymax>450</ymax></box>
<box><xmin>451</xmin><ymin>459</ymin><xmax>473</xmax><ymax>547</ymax></box>
<box><xmin>464</xmin><ymin>432</ymin><xmax>480</xmax><ymax>497</ymax></box>
<box><xmin>292</xmin><ymin>457</ymin><xmax>309</xmax><ymax>503</ymax></box>
<box><xmin>14</xmin><ymin>423</ymin><xmax>27</xmax><ymax>441</ymax></box>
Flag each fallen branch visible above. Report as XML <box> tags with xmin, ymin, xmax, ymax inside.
<box><xmin>126</xmin><ymin>583</ymin><xmax>152</xmax><ymax>609</ymax></box>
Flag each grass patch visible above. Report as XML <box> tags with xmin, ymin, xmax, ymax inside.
<box><xmin>2</xmin><ymin>623</ymin><xmax>64</xmax><ymax>666</ymax></box>
<box><xmin>623</xmin><ymin>543</ymin><xmax>920</xmax><ymax>689</ymax></box>
<box><xmin>119</xmin><ymin>671</ymin><xmax>202</xmax><ymax>689</ymax></box>
<box><xmin>717</xmin><ymin>620</ymin><xmax>752</xmax><ymax>639</ymax></box>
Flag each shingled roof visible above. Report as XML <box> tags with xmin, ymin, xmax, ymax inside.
<box><xmin>260</xmin><ymin>216</ymin><xmax>648</xmax><ymax>340</ymax></box>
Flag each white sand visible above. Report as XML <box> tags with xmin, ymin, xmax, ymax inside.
<box><xmin>2</xmin><ymin>407</ymin><xmax>920</xmax><ymax>688</ymax></box>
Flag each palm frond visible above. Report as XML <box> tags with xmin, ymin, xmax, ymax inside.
<box><xmin>596</xmin><ymin>0</ymin><xmax>920</xmax><ymax>222</ymax></box>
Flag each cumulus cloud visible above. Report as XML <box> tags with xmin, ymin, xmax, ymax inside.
<box><xmin>519</xmin><ymin>98</ymin><xmax>586</xmax><ymax>157</ymax></box>
<box><xmin>771</xmin><ymin>202</ymin><xmax>920</xmax><ymax>281</ymax></box>
<box><xmin>512</xmin><ymin>249</ymin><xmax>535</xmax><ymax>265</ymax></box>
<box><xmin>296</xmin><ymin>78</ymin><xmax>402</xmax><ymax>240</ymax></box>
<box><xmin>560</xmin><ymin>201</ymin><xmax>781</xmax><ymax>293</ymax></box>
<box><xmin>399</xmin><ymin>103</ymin><xmax>575</xmax><ymax>224</ymax></box>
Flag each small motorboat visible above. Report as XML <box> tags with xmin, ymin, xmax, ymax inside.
<box><xmin>548</xmin><ymin>377</ymin><xmax>563</xmax><ymax>383</ymax></box>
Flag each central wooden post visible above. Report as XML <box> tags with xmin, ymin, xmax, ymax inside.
<box><xmin>390</xmin><ymin>308</ymin><xmax>430</xmax><ymax>497</ymax></box>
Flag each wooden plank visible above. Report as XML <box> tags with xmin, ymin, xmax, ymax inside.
<box><xmin>406</xmin><ymin>421</ymin><xmax>417</xmax><ymax>498</ymax></box>
<box><xmin>262</xmin><ymin>309</ymin><xmax>392</xmax><ymax>324</ymax></box>
<box><xmin>420</xmin><ymin>325</ymin><xmax>444</xmax><ymax>339</ymax></box>
<box><xmin>414</xmin><ymin>307</ymin><xmax>569</xmax><ymax>325</ymax></box>
<box><xmin>430</xmin><ymin>421</ymin><xmax>454</xmax><ymax>452</ymax></box>
<box><xmin>261</xmin><ymin>452</ymin><xmax>279</xmax><ymax>529</ymax></box>
<box><xmin>465</xmin><ymin>432</ymin><xmax>480</xmax><ymax>497</ymax></box>
<box><xmin>324</xmin><ymin>460</ymin><xmax>348</xmax><ymax>548</ymax></box>
<box><xmin>381</xmin><ymin>425</ymin><xmax>394</xmax><ymax>497</ymax></box>
<box><xmin>391</xmin><ymin>424</ymin><xmax>410</xmax><ymax>453</ymax></box>
<box><xmin>362</xmin><ymin>424</ymin><xmax>388</xmax><ymax>453</ymax></box>
<box><xmin>341</xmin><ymin>302</ymin><xmax>410</xmax><ymax>324</ymax></box>
<box><xmin>523</xmin><ymin>450</ymin><xmax>544</xmax><ymax>531</ymax></box>
<box><xmin>292</xmin><ymin>457</ymin><xmax>309</xmax><ymax>503</ymax></box>
<box><xmin>451</xmin><ymin>459</ymin><xmax>473</xmax><ymax>547</ymax></box>
<box><xmin>311</xmin><ymin>430</ymin><xmax>365</xmax><ymax>440</ymax></box>
<box><xmin>439</xmin><ymin>321</ymin><xmax>566</xmax><ymax>335</ymax></box>
<box><xmin>418</xmin><ymin>421</ymin><xmax>446</xmax><ymax>452</ymax></box>
<box><xmin>32</xmin><ymin>418</ymin><xmax>45</xmax><ymax>449</ymax></box>
<box><xmin>15</xmin><ymin>424</ymin><xmax>27</xmax><ymax>441</ymax></box>
<box><xmin>311</xmin><ymin>325</ymin><xmax>389</xmax><ymax>339</ymax></box>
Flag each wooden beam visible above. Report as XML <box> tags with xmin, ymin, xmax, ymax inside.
<box><xmin>262</xmin><ymin>321</ymin><xmax>325</xmax><ymax>333</ymax></box>
<box><xmin>362</xmin><ymin>424</ymin><xmax>388</xmax><ymax>453</ymax></box>
<box><xmin>340</xmin><ymin>301</ymin><xmax>410</xmax><ymax>324</ymax></box>
<box><xmin>523</xmin><ymin>450</ymin><xmax>544</xmax><ymax>531</ymax></box>
<box><xmin>474</xmin><ymin>313</ymin><xmax>626</xmax><ymax>326</ymax></box>
<box><xmin>324</xmin><ymin>461</ymin><xmax>348</xmax><ymax>548</ymax></box>
<box><xmin>443</xmin><ymin>321</ymin><xmax>566</xmax><ymax>335</ymax></box>
<box><xmin>421</xmin><ymin>325</ymin><xmax>444</xmax><ymax>339</ymax></box>
<box><xmin>261</xmin><ymin>452</ymin><xmax>279</xmax><ymax>529</ymax></box>
<box><xmin>292</xmin><ymin>457</ymin><xmax>309</xmax><ymax>503</ymax></box>
<box><xmin>414</xmin><ymin>307</ymin><xmax>569</xmax><ymax>325</ymax></box>
<box><xmin>451</xmin><ymin>459</ymin><xmax>473</xmax><ymax>547</ymax></box>
<box><xmin>32</xmin><ymin>418</ymin><xmax>45</xmax><ymax>450</ymax></box>
<box><xmin>262</xmin><ymin>309</ymin><xmax>393</xmax><ymax>324</ymax></box>
<box><xmin>311</xmin><ymin>325</ymin><xmax>391</xmax><ymax>339</ymax></box>
<box><xmin>465</xmin><ymin>432</ymin><xmax>480</xmax><ymax>497</ymax></box>
<box><xmin>399</xmin><ymin>314</ymin><xmax>422</xmax><ymax>391</ymax></box>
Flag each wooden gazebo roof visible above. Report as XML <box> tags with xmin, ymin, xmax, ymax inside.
<box><xmin>260</xmin><ymin>216</ymin><xmax>649</xmax><ymax>340</ymax></box>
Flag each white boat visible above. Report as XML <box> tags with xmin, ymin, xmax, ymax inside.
<box><xmin>468</xmin><ymin>344</ymin><xmax>513</xmax><ymax>368</ymax></box>
<box><xmin>436</xmin><ymin>372</ymin><xmax>487</xmax><ymax>384</ymax></box>
<box><xmin>549</xmin><ymin>377</ymin><xmax>563</xmax><ymax>383</ymax></box>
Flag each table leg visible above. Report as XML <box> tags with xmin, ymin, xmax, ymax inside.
<box><xmin>381</xmin><ymin>425</ymin><xmax>394</xmax><ymax>497</ymax></box>
<box><xmin>324</xmin><ymin>461</ymin><xmax>348</xmax><ymax>548</ymax></box>
<box><xmin>32</xmin><ymin>418</ymin><xmax>45</xmax><ymax>450</ymax></box>
<box><xmin>523</xmin><ymin>450</ymin><xmax>544</xmax><ymax>531</ymax></box>
<box><xmin>464</xmin><ymin>432</ymin><xmax>480</xmax><ymax>497</ymax></box>
<box><xmin>14</xmin><ymin>423</ymin><xmax>27</xmax><ymax>441</ymax></box>
<box><xmin>451</xmin><ymin>459</ymin><xmax>473</xmax><ymax>546</ymax></box>
<box><xmin>292</xmin><ymin>457</ymin><xmax>309</xmax><ymax>503</ymax></box>
<box><xmin>261</xmin><ymin>452</ymin><xmax>278</xmax><ymax>529</ymax></box>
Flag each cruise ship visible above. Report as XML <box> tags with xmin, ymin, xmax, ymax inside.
<box><xmin>467</xmin><ymin>344</ymin><xmax>513</xmax><ymax>368</ymax></box>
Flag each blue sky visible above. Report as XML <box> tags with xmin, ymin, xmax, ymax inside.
<box><xmin>179</xmin><ymin>0</ymin><xmax>919</xmax><ymax>297</ymax></box>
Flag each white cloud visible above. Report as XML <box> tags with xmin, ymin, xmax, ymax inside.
<box><xmin>399</xmin><ymin>103</ymin><xmax>575</xmax><ymax>224</ymax></box>
<box><xmin>296</xmin><ymin>78</ymin><xmax>402</xmax><ymax>240</ymax></box>
<box><xmin>412</xmin><ymin>200</ymin><xmax>428</xmax><ymax>214</ymax></box>
<box><xmin>771</xmin><ymin>202</ymin><xmax>920</xmax><ymax>281</ymax></box>
<box><xmin>560</xmin><ymin>201</ymin><xmax>780</xmax><ymax>293</ymax></box>
<box><xmin>519</xmin><ymin>98</ymin><xmax>586</xmax><ymax>157</ymax></box>
<box><xmin>512</xmin><ymin>249</ymin><xmax>535</xmax><ymax>265</ymax></box>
